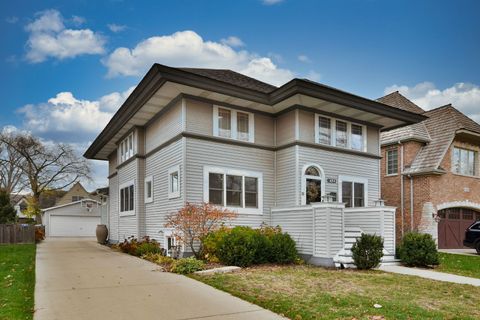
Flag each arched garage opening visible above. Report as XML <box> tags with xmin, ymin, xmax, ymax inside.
<box><xmin>438</xmin><ymin>207</ymin><xmax>480</xmax><ymax>249</ymax></box>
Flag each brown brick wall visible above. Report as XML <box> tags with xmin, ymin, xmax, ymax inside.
<box><xmin>381</xmin><ymin>137</ymin><xmax>480</xmax><ymax>242</ymax></box>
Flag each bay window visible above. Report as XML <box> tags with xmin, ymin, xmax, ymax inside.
<box><xmin>204</xmin><ymin>166</ymin><xmax>263</xmax><ymax>214</ymax></box>
<box><xmin>119</xmin><ymin>180</ymin><xmax>135</xmax><ymax>216</ymax></box>
<box><xmin>315</xmin><ymin>115</ymin><xmax>367</xmax><ymax>152</ymax></box>
<box><xmin>213</xmin><ymin>106</ymin><xmax>254</xmax><ymax>143</ymax></box>
<box><xmin>452</xmin><ymin>147</ymin><xmax>477</xmax><ymax>176</ymax></box>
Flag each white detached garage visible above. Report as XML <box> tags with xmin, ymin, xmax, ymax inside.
<box><xmin>43</xmin><ymin>199</ymin><xmax>101</xmax><ymax>237</ymax></box>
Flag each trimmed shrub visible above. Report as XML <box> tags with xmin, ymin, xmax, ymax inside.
<box><xmin>35</xmin><ymin>225</ymin><xmax>45</xmax><ymax>242</ymax></box>
<box><xmin>215</xmin><ymin>225</ymin><xmax>299</xmax><ymax>267</ymax></box>
<box><xmin>351</xmin><ymin>233</ymin><xmax>384</xmax><ymax>270</ymax></box>
<box><xmin>135</xmin><ymin>241</ymin><xmax>162</xmax><ymax>256</ymax></box>
<box><xmin>269</xmin><ymin>232</ymin><xmax>298</xmax><ymax>264</ymax></box>
<box><xmin>118</xmin><ymin>236</ymin><xmax>162</xmax><ymax>257</ymax></box>
<box><xmin>217</xmin><ymin>226</ymin><xmax>260</xmax><ymax>267</ymax></box>
<box><xmin>171</xmin><ymin>257</ymin><xmax>205</xmax><ymax>274</ymax></box>
<box><xmin>201</xmin><ymin>226</ymin><xmax>231</xmax><ymax>263</ymax></box>
<box><xmin>398</xmin><ymin>232</ymin><xmax>439</xmax><ymax>267</ymax></box>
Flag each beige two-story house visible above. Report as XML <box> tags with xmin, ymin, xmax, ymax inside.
<box><xmin>84</xmin><ymin>64</ymin><xmax>425</xmax><ymax>267</ymax></box>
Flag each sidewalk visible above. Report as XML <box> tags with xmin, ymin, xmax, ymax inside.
<box><xmin>379</xmin><ymin>265</ymin><xmax>480</xmax><ymax>287</ymax></box>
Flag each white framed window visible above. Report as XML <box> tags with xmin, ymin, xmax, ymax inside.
<box><xmin>452</xmin><ymin>147</ymin><xmax>477</xmax><ymax>176</ymax></box>
<box><xmin>119</xmin><ymin>180</ymin><xmax>135</xmax><ymax>216</ymax></box>
<box><xmin>119</xmin><ymin>132</ymin><xmax>135</xmax><ymax>163</ymax></box>
<box><xmin>168</xmin><ymin>165</ymin><xmax>180</xmax><ymax>199</ymax></box>
<box><xmin>338</xmin><ymin>175</ymin><xmax>368</xmax><ymax>208</ymax></box>
<box><xmin>386</xmin><ymin>148</ymin><xmax>399</xmax><ymax>176</ymax></box>
<box><xmin>145</xmin><ymin>176</ymin><xmax>153</xmax><ymax>203</ymax></box>
<box><xmin>315</xmin><ymin>114</ymin><xmax>367</xmax><ymax>152</ymax></box>
<box><xmin>203</xmin><ymin>166</ymin><xmax>263</xmax><ymax>214</ymax></box>
<box><xmin>213</xmin><ymin>106</ymin><xmax>254</xmax><ymax>143</ymax></box>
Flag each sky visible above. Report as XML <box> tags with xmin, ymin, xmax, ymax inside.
<box><xmin>1</xmin><ymin>0</ymin><xmax>479</xmax><ymax>190</ymax></box>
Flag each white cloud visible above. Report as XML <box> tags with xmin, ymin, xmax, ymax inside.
<box><xmin>25</xmin><ymin>9</ymin><xmax>105</xmax><ymax>63</ymax></box>
<box><xmin>71</xmin><ymin>15</ymin><xmax>86</xmax><ymax>26</ymax></box>
<box><xmin>298</xmin><ymin>54</ymin><xmax>310</xmax><ymax>63</ymax></box>
<box><xmin>262</xmin><ymin>0</ymin><xmax>284</xmax><ymax>5</ymax></box>
<box><xmin>103</xmin><ymin>30</ymin><xmax>295</xmax><ymax>86</ymax></box>
<box><xmin>17</xmin><ymin>86</ymin><xmax>135</xmax><ymax>142</ymax></box>
<box><xmin>107</xmin><ymin>23</ymin><xmax>127</xmax><ymax>33</ymax></box>
<box><xmin>306</xmin><ymin>70</ymin><xmax>321</xmax><ymax>82</ymax></box>
<box><xmin>385</xmin><ymin>82</ymin><xmax>480</xmax><ymax>122</ymax></box>
<box><xmin>6</xmin><ymin>16</ymin><xmax>19</xmax><ymax>24</ymax></box>
<box><xmin>220</xmin><ymin>36</ymin><xmax>244</xmax><ymax>47</ymax></box>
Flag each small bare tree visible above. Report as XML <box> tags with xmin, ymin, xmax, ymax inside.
<box><xmin>0</xmin><ymin>132</ymin><xmax>27</xmax><ymax>194</ymax></box>
<box><xmin>4</xmin><ymin>134</ymin><xmax>91</xmax><ymax>223</ymax></box>
<box><xmin>165</xmin><ymin>202</ymin><xmax>237</xmax><ymax>258</ymax></box>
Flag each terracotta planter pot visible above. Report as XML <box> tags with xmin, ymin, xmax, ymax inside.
<box><xmin>96</xmin><ymin>224</ymin><xmax>108</xmax><ymax>244</ymax></box>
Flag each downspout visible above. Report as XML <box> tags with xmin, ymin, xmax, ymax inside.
<box><xmin>409</xmin><ymin>174</ymin><xmax>414</xmax><ymax>231</ymax></box>
<box><xmin>399</xmin><ymin>142</ymin><xmax>404</xmax><ymax>238</ymax></box>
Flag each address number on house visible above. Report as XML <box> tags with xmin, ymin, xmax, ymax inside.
<box><xmin>327</xmin><ymin>178</ymin><xmax>337</xmax><ymax>184</ymax></box>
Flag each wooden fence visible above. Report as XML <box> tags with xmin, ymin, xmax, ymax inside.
<box><xmin>0</xmin><ymin>224</ymin><xmax>36</xmax><ymax>244</ymax></box>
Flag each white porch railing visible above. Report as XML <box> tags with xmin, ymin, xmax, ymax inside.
<box><xmin>271</xmin><ymin>203</ymin><xmax>397</xmax><ymax>267</ymax></box>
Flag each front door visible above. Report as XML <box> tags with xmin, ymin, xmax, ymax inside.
<box><xmin>306</xmin><ymin>179</ymin><xmax>322</xmax><ymax>204</ymax></box>
<box><xmin>438</xmin><ymin>208</ymin><xmax>479</xmax><ymax>249</ymax></box>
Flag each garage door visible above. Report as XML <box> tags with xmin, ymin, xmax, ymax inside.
<box><xmin>438</xmin><ymin>208</ymin><xmax>480</xmax><ymax>249</ymax></box>
<box><xmin>50</xmin><ymin>215</ymin><xmax>100</xmax><ymax>237</ymax></box>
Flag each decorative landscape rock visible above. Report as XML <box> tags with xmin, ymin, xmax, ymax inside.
<box><xmin>194</xmin><ymin>266</ymin><xmax>241</xmax><ymax>275</ymax></box>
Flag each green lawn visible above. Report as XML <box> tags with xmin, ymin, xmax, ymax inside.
<box><xmin>0</xmin><ymin>244</ymin><xmax>36</xmax><ymax>320</ymax></box>
<box><xmin>191</xmin><ymin>265</ymin><xmax>480</xmax><ymax>320</ymax></box>
<box><xmin>436</xmin><ymin>252</ymin><xmax>480</xmax><ymax>279</ymax></box>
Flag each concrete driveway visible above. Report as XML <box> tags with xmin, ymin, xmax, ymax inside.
<box><xmin>35</xmin><ymin>238</ymin><xmax>284</xmax><ymax>320</ymax></box>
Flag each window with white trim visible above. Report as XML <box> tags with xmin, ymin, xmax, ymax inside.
<box><xmin>315</xmin><ymin>115</ymin><xmax>367</xmax><ymax>152</ymax></box>
<box><xmin>168</xmin><ymin>165</ymin><xmax>180</xmax><ymax>199</ymax></box>
<box><xmin>386</xmin><ymin>148</ymin><xmax>399</xmax><ymax>175</ymax></box>
<box><xmin>338</xmin><ymin>176</ymin><xmax>368</xmax><ymax>208</ymax></box>
<box><xmin>204</xmin><ymin>166</ymin><xmax>262</xmax><ymax>214</ymax></box>
<box><xmin>452</xmin><ymin>147</ymin><xmax>477</xmax><ymax>176</ymax></box>
<box><xmin>213</xmin><ymin>106</ymin><xmax>254</xmax><ymax>142</ymax></box>
<box><xmin>145</xmin><ymin>176</ymin><xmax>153</xmax><ymax>203</ymax></box>
<box><xmin>119</xmin><ymin>180</ymin><xmax>135</xmax><ymax>216</ymax></box>
<box><xmin>119</xmin><ymin>132</ymin><xmax>135</xmax><ymax>163</ymax></box>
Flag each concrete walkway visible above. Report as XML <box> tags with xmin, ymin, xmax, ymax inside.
<box><xmin>379</xmin><ymin>265</ymin><xmax>480</xmax><ymax>287</ymax></box>
<box><xmin>35</xmin><ymin>238</ymin><xmax>284</xmax><ymax>320</ymax></box>
<box><xmin>439</xmin><ymin>248</ymin><xmax>478</xmax><ymax>256</ymax></box>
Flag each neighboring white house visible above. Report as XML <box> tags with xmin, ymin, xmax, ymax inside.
<box><xmin>42</xmin><ymin>199</ymin><xmax>101</xmax><ymax>237</ymax></box>
<box><xmin>10</xmin><ymin>194</ymin><xmax>30</xmax><ymax>221</ymax></box>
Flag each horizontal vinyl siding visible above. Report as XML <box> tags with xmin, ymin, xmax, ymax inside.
<box><xmin>108</xmin><ymin>151</ymin><xmax>117</xmax><ymax>176</ymax></box>
<box><xmin>145</xmin><ymin>100</ymin><xmax>182</xmax><ymax>153</ymax></box>
<box><xmin>298</xmin><ymin>146</ymin><xmax>380</xmax><ymax>206</ymax></box>
<box><xmin>276</xmin><ymin>110</ymin><xmax>296</xmax><ymax>146</ymax></box>
<box><xmin>271</xmin><ymin>208</ymin><xmax>313</xmax><ymax>255</ymax></box>
<box><xmin>367</xmin><ymin>127</ymin><xmax>380</xmax><ymax>155</ymax></box>
<box><xmin>108</xmin><ymin>175</ymin><xmax>119</xmax><ymax>241</ymax></box>
<box><xmin>254</xmin><ymin>114</ymin><xmax>274</xmax><ymax>146</ymax></box>
<box><xmin>185</xmin><ymin>137</ymin><xmax>274</xmax><ymax>227</ymax></box>
<box><xmin>298</xmin><ymin>110</ymin><xmax>315</xmax><ymax>143</ymax></box>
<box><xmin>144</xmin><ymin>139</ymin><xmax>184</xmax><ymax>241</ymax></box>
<box><xmin>275</xmin><ymin>146</ymin><xmax>296</xmax><ymax>207</ymax></box>
<box><xmin>117</xmin><ymin>159</ymin><xmax>138</xmax><ymax>240</ymax></box>
<box><xmin>185</xmin><ymin>99</ymin><xmax>212</xmax><ymax>136</ymax></box>
<box><xmin>313</xmin><ymin>206</ymin><xmax>344</xmax><ymax>258</ymax></box>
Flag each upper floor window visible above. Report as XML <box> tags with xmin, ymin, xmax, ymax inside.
<box><xmin>72</xmin><ymin>196</ymin><xmax>84</xmax><ymax>202</ymax></box>
<box><xmin>213</xmin><ymin>106</ymin><xmax>254</xmax><ymax>143</ymax></box>
<box><xmin>204</xmin><ymin>166</ymin><xmax>262</xmax><ymax>214</ymax></box>
<box><xmin>315</xmin><ymin>115</ymin><xmax>367</xmax><ymax>152</ymax></box>
<box><xmin>119</xmin><ymin>132</ymin><xmax>135</xmax><ymax>163</ymax></box>
<box><xmin>386</xmin><ymin>148</ymin><xmax>399</xmax><ymax>175</ymax></box>
<box><xmin>452</xmin><ymin>147</ymin><xmax>477</xmax><ymax>176</ymax></box>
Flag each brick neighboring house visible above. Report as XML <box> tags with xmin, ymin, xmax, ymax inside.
<box><xmin>379</xmin><ymin>91</ymin><xmax>480</xmax><ymax>248</ymax></box>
